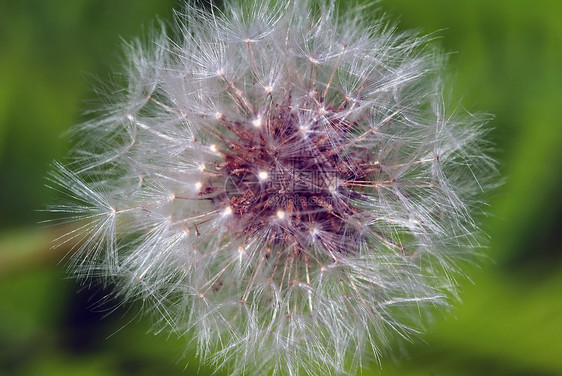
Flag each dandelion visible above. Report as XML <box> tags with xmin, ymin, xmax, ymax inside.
<box><xmin>49</xmin><ymin>0</ymin><xmax>496</xmax><ymax>375</ymax></box>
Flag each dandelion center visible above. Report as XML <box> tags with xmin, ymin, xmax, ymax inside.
<box><xmin>201</xmin><ymin>98</ymin><xmax>374</xmax><ymax>257</ymax></box>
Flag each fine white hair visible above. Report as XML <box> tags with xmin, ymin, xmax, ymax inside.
<box><xmin>49</xmin><ymin>1</ymin><xmax>496</xmax><ymax>375</ymax></box>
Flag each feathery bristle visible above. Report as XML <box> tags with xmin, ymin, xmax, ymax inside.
<box><xmin>49</xmin><ymin>1</ymin><xmax>497</xmax><ymax>375</ymax></box>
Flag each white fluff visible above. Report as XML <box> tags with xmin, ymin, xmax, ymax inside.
<box><xmin>49</xmin><ymin>1</ymin><xmax>496</xmax><ymax>375</ymax></box>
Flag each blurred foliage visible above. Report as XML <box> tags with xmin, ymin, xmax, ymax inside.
<box><xmin>1</xmin><ymin>0</ymin><xmax>561</xmax><ymax>375</ymax></box>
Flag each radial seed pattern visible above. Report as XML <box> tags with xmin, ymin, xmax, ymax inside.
<box><xmin>50</xmin><ymin>1</ymin><xmax>495</xmax><ymax>375</ymax></box>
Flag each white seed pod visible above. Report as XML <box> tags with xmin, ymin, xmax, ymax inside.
<box><xmin>49</xmin><ymin>0</ymin><xmax>497</xmax><ymax>375</ymax></box>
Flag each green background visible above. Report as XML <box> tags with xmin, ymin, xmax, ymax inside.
<box><xmin>1</xmin><ymin>0</ymin><xmax>561</xmax><ymax>375</ymax></box>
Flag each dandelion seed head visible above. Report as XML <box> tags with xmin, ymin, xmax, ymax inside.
<box><xmin>49</xmin><ymin>0</ymin><xmax>497</xmax><ymax>375</ymax></box>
